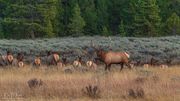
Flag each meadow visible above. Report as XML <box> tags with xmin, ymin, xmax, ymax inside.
<box><xmin>0</xmin><ymin>65</ymin><xmax>180</xmax><ymax>101</ymax></box>
<box><xmin>0</xmin><ymin>36</ymin><xmax>180</xmax><ymax>101</ymax></box>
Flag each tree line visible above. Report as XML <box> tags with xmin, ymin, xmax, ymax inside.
<box><xmin>0</xmin><ymin>0</ymin><xmax>179</xmax><ymax>39</ymax></box>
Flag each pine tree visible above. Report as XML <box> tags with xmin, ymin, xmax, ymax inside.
<box><xmin>157</xmin><ymin>0</ymin><xmax>180</xmax><ymax>22</ymax></box>
<box><xmin>164</xmin><ymin>13</ymin><xmax>180</xmax><ymax>35</ymax></box>
<box><xmin>102</xmin><ymin>26</ymin><xmax>110</xmax><ymax>36</ymax></box>
<box><xmin>0</xmin><ymin>0</ymin><xmax>7</xmax><ymax>38</ymax></box>
<box><xmin>0</xmin><ymin>18</ymin><xmax>4</xmax><ymax>38</ymax></box>
<box><xmin>109</xmin><ymin>0</ymin><xmax>131</xmax><ymax>35</ymax></box>
<box><xmin>54</xmin><ymin>0</ymin><xmax>64</xmax><ymax>36</ymax></box>
<box><xmin>118</xmin><ymin>20</ymin><xmax>126</xmax><ymax>36</ymax></box>
<box><xmin>95</xmin><ymin>0</ymin><xmax>109</xmax><ymax>34</ymax></box>
<box><xmin>78</xmin><ymin>0</ymin><xmax>98</xmax><ymax>35</ymax></box>
<box><xmin>133</xmin><ymin>0</ymin><xmax>161</xmax><ymax>37</ymax></box>
<box><xmin>68</xmin><ymin>4</ymin><xmax>86</xmax><ymax>36</ymax></box>
<box><xmin>2</xmin><ymin>0</ymin><xmax>57</xmax><ymax>39</ymax></box>
<box><xmin>46</xmin><ymin>19</ymin><xmax>54</xmax><ymax>37</ymax></box>
<box><xmin>62</xmin><ymin>0</ymin><xmax>77</xmax><ymax>35</ymax></box>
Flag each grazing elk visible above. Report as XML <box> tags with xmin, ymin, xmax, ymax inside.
<box><xmin>96</xmin><ymin>49</ymin><xmax>131</xmax><ymax>71</ymax></box>
<box><xmin>73</xmin><ymin>56</ymin><xmax>82</xmax><ymax>68</ymax></box>
<box><xmin>46</xmin><ymin>51</ymin><xmax>60</xmax><ymax>66</ymax></box>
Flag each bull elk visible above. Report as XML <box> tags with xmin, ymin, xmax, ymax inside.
<box><xmin>96</xmin><ymin>49</ymin><xmax>131</xmax><ymax>71</ymax></box>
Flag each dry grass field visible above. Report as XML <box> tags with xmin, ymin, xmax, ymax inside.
<box><xmin>0</xmin><ymin>65</ymin><xmax>180</xmax><ymax>101</ymax></box>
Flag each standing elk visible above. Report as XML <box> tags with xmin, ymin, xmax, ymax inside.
<box><xmin>0</xmin><ymin>51</ymin><xmax>14</xmax><ymax>66</ymax></box>
<box><xmin>5</xmin><ymin>51</ymin><xmax>14</xmax><ymax>65</ymax></box>
<box><xmin>16</xmin><ymin>53</ymin><xmax>24</xmax><ymax>68</ymax></box>
<box><xmin>96</xmin><ymin>49</ymin><xmax>131</xmax><ymax>71</ymax></box>
<box><xmin>46</xmin><ymin>51</ymin><xmax>60</xmax><ymax>66</ymax></box>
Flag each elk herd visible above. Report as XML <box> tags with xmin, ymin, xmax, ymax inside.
<box><xmin>0</xmin><ymin>49</ymin><xmax>170</xmax><ymax>71</ymax></box>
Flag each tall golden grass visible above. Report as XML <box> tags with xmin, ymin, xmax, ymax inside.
<box><xmin>0</xmin><ymin>66</ymin><xmax>180</xmax><ymax>101</ymax></box>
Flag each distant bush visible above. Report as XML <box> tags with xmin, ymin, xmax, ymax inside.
<box><xmin>82</xmin><ymin>85</ymin><xmax>101</xmax><ymax>99</ymax></box>
<box><xmin>128</xmin><ymin>87</ymin><xmax>145</xmax><ymax>98</ymax></box>
<box><xmin>27</xmin><ymin>78</ymin><xmax>44</xmax><ymax>89</ymax></box>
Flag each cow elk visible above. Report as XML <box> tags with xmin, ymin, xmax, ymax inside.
<box><xmin>47</xmin><ymin>51</ymin><xmax>60</xmax><ymax>65</ymax></box>
<box><xmin>33</xmin><ymin>56</ymin><xmax>41</xmax><ymax>67</ymax></box>
<box><xmin>17</xmin><ymin>53</ymin><xmax>24</xmax><ymax>68</ymax></box>
<box><xmin>73</xmin><ymin>56</ymin><xmax>82</xmax><ymax>68</ymax></box>
<box><xmin>86</xmin><ymin>60</ymin><xmax>97</xmax><ymax>70</ymax></box>
<box><xmin>18</xmin><ymin>61</ymin><xmax>24</xmax><ymax>68</ymax></box>
<box><xmin>6</xmin><ymin>51</ymin><xmax>14</xmax><ymax>65</ymax></box>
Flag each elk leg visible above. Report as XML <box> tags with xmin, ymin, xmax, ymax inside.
<box><xmin>105</xmin><ymin>64</ymin><xmax>108</xmax><ymax>71</ymax></box>
<box><xmin>120</xmin><ymin>63</ymin><xmax>124</xmax><ymax>71</ymax></box>
<box><xmin>108</xmin><ymin>64</ymin><xmax>111</xmax><ymax>71</ymax></box>
<box><xmin>125</xmin><ymin>63</ymin><xmax>131</xmax><ymax>69</ymax></box>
